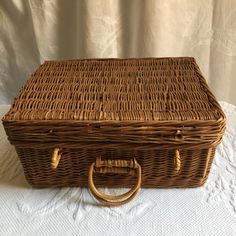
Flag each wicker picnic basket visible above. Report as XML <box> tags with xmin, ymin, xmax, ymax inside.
<box><xmin>2</xmin><ymin>57</ymin><xmax>226</xmax><ymax>206</ymax></box>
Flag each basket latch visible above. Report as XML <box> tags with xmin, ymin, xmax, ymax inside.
<box><xmin>51</xmin><ymin>148</ymin><xmax>61</xmax><ymax>170</ymax></box>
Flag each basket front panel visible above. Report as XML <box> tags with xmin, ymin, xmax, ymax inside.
<box><xmin>15</xmin><ymin>146</ymin><xmax>215</xmax><ymax>188</ymax></box>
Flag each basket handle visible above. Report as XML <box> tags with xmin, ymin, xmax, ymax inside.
<box><xmin>51</xmin><ymin>148</ymin><xmax>179</xmax><ymax>206</ymax></box>
<box><xmin>88</xmin><ymin>157</ymin><xmax>142</xmax><ymax>207</ymax></box>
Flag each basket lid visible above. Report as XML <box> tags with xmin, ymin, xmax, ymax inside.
<box><xmin>2</xmin><ymin>57</ymin><xmax>226</xmax><ymax>148</ymax></box>
<box><xmin>3</xmin><ymin>57</ymin><xmax>224</xmax><ymax>122</ymax></box>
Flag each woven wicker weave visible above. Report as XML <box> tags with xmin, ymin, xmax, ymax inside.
<box><xmin>2</xmin><ymin>57</ymin><xmax>226</xmax><ymax>193</ymax></box>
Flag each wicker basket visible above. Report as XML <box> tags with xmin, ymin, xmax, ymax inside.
<box><xmin>2</xmin><ymin>57</ymin><xmax>226</xmax><ymax>206</ymax></box>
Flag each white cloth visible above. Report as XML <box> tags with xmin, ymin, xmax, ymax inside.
<box><xmin>1</xmin><ymin>0</ymin><xmax>236</xmax><ymax>105</ymax></box>
<box><xmin>0</xmin><ymin>101</ymin><xmax>236</xmax><ymax>236</ymax></box>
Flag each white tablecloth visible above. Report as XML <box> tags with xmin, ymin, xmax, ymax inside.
<box><xmin>0</xmin><ymin>102</ymin><xmax>236</xmax><ymax>236</ymax></box>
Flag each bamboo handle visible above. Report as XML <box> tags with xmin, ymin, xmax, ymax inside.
<box><xmin>88</xmin><ymin>157</ymin><xmax>141</xmax><ymax>207</ymax></box>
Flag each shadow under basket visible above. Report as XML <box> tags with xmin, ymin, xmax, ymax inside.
<box><xmin>2</xmin><ymin>57</ymin><xmax>226</xmax><ymax>206</ymax></box>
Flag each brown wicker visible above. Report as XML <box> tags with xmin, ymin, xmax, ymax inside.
<box><xmin>2</xmin><ymin>57</ymin><xmax>226</xmax><ymax>205</ymax></box>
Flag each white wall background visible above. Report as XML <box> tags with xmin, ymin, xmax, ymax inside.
<box><xmin>1</xmin><ymin>0</ymin><xmax>236</xmax><ymax>105</ymax></box>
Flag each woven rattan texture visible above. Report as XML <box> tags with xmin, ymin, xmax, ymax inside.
<box><xmin>4</xmin><ymin>57</ymin><xmax>223</xmax><ymax>122</ymax></box>
<box><xmin>2</xmin><ymin>57</ymin><xmax>226</xmax><ymax>188</ymax></box>
<box><xmin>15</xmin><ymin>146</ymin><xmax>215</xmax><ymax>188</ymax></box>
